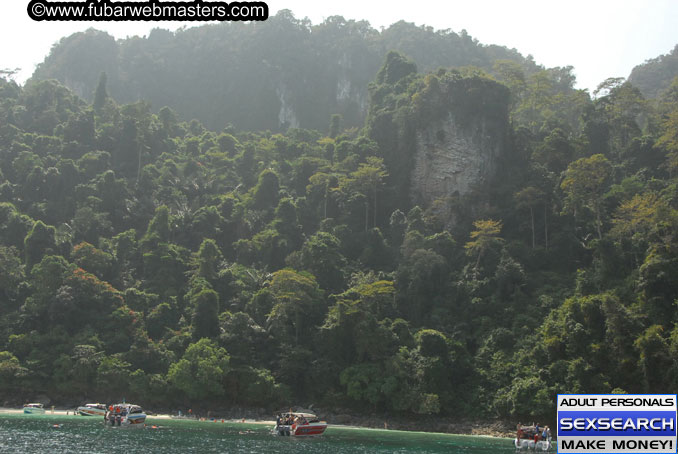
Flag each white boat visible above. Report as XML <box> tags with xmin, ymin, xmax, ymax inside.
<box><xmin>105</xmin><ymin>403</ymin><xmax>147</xmax><ymax>428</ymax></box>
<box><xmin>23</xmin><ymin>403</ymin><xmax>46</xmax><ymax>414</ymax></box>
<box><xmin>515</xmin><ymin>424</ymin><xmax>552</xmax><ymax>451</ymax></box>
<box><xmin>77</xmin><ymin>403</ymin><xmax>107</xmax><ymax>417</ymax></box>
<box><xmin>515</xmin><ymin>438</ymin><xmax>552</xmax><ymax>451</ymax></box>
<box><xmin>274</xmin><ymin>411</ymin><xmax>327</xmax><ymax>437</ymax></box>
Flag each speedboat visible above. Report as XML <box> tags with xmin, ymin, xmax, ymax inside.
<box><xmin>23</xmin><ymin>403</ymin><xmax>46</xmax><ymax>414</ymax></box>
<box><xmin>515</xmin><ymin>424</ymin><xmax>552</xmax><ymax>451</ymax></box>
<box><xmin>77</xmin><ymin>403</ymin><xmax>107</xmax><ymax>417</ymax></box>
<box><xmin>274</xmin><ymin>411</ymin><xmax>327</xmax><ymax>436</ymax></box>
<box><xmin>515</xmin><ymin>438</ymin><xmax>552</xmax><ymax>451</ymax></box>
<box><xmin>105</xmin><ymin>403</ymin><xmax>147</xmax><ymax>428</ymax></box>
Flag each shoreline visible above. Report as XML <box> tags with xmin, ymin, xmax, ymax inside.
<box><xmin>0</xmin><ymin>407</ymin><xmax>515</xmax><ymax>438</ymax></box>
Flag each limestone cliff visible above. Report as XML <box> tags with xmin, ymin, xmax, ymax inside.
<box><xmin>410</xmin><ymin>112</ymin><xmax>505</xmax><ymax>208</ymax></box>
<box><xmin>366</xmin><ymin>53</ymin><xmax>510</xmax><ymax>219</ymax></box>
<box><xmin>276</xmin><ymin>84</ymin><xmax>300</xmax><ymax>130</ymax></box>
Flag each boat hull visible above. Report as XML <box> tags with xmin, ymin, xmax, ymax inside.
<box><xmin>276</xmin><ymin>422</ymin><xmax>327</xmax><ymax>436</ymax></box>
<box><xmin>126</xmin><ymin>414</ymin><xmax>147</xmax><ymax>425</ymax></box>
<box><xmin>293</xmin><ymin>422</ymin><xmax>327</xmax><ymax>436</ymax></box>
<box><xmin>515</xmin><ymin>438</ymin><xmax>552</xmax><ymax>451</ymax></box>
<box><xmin>105</xmin><ymin>415</ymin><xmax>147</xmax><ymax>428</ymax></box>
<box><xmin>23</xmin><ymin>407</ymin><xmax>45</xmax><ymax>414</ymax></box>
<box><xmin>78</xmin><ymin>406</ymin><xmax>106</xmax><ymax>417</ymax></box>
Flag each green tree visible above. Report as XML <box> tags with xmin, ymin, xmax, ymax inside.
<box><xmin>464</xmin><ymin>219</ymin><xmax>503</xmax><ymax>274</ymax></box>
<box><xmin>329</xmin><ymin>114</ymin><xmax>342</xmax><ymax>139</ymax></box>
<box><xmin>0</xmin><ymin>246</ymin><xmax>24</xmax><ymax>307</ymax></box>
<box><xmin>71</xmin><ymin>344</ymin><xmax>103</xmax><ymax>393</ymax></box>
<box><xmin>532</xmin><ymin>128</ymin><xmax>574</xmax><ymax>173</ymax></box>
<box><xmin>514</xmin><ymin>186</ymin><xmax>543</xmax><ymax>249</ymax></box>
<box><xmin>96</xmin><ymin>355</ymin><xmax>131</xmax><ymax>398</ymax></box>
<box><xmin>146</xmin><ymin>302</ymin><xmax>178</xmax><ymax>340</ymax></box>
<box><xmin>307</xmin><ymin>172</ymin><xmax>337</xmax><ymax>220</ymax></box>
<box><xmin>343</xmin><ymin>156</ymin><xmax>388</xmax><ymax>231</ymax></box>
<box><xmin>657</xmin><ymin>81</ymin><xmax>678</xmax><ymax>174</ymax></box>
<box><xmin>396</xmin><ymin>249</ymin><xmax>447</xmax><ymax>324</ymax></box>
<box><xmin>252</xmin><ymin>169</ymin><xmax>280</xmax><ymax>210</ymax></box>
<box><xmin>634</xmin><ymin>325</ymin><xmax>671</xmax><ymax>391</ymax></box>
<box><xmin>0</xmin><ymin>351</ymin><xmax>28</xmax><ymax>393</ymax></box>
<box><xmin>72</xmin><ymin>242</ymin><xmax>113</xmax><ymax>280</ymax></box>
<box><xmin>191</xmin><ymin>288</ymin><xmax>220</xmax><ymax>340</ymax></box>
<box><xmin>196</xmin><ymin>238</ymin><xmax>222</xmax><ymax>281</ymax></box>
<box><xmin>610</xmin><ymin>192</ymin><xmax>664</xmax><ymax>241</ymax></box>
<box><xmin>340</xmin><ymin>363</ymin><xmax>388</xmax><ymax>408</ymax></box>
<box><xmin>144</xmin><ymin>205</ymin><xmax>171</xmax><ymax>243</ymax></box>
<box><xmin>290</xmin><ymin>231</ymin><xmax>346</xmax><ymax>292</ymax></box>
<box><xmin>267</xmin><ymin>269</ymin><xmax>323</xmax><ymax>346</ymax></box>
<box><xmin>24</xmin><ymin>220</ymin><xmax>56</xmax><ymax>269</ymax></box>
<box><xmin>594</xmin><ymin>79</ymin><xmax>648</xmax><ymax>153</ymax></box>
<box><xmin>561</xmin><ymin>154</ymin><xmax>612</xmax><ymax>239</ymax></box>
<box><xmin>493</xmin><ymin>59</ymin><xmax>526</xmax><ymax>111</ymax></box>
<box><xmin>375</xmin><ymin>50</ymin><xmax>417</xmax><ymax>85</ymax></box>
<box><xmin>167</xmin><ymin>338</ymin><xmax>230</xmax><ymax>401</ymax></box>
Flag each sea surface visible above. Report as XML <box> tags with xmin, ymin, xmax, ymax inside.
<box><xmin>0</xmin><ymin>413</ymin><xmax>513</xmax><ymax>453</ymax></box>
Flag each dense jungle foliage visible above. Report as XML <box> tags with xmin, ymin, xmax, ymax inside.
<box><xmin>629</xmin><ymin>44</ymin><xmax>678</xmax><ymax>100</ymax></box>
<box><xmin>1</xmin><ymin>21</ymin><xmax>678</xmax><ymax>424</ymax></box>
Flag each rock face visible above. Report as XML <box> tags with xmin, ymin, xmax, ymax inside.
<box><xmin>410</xmin><ymin>113</ymin><xmax>505</xmax><ymax>208</ymax></box>
<box><xmin>365</xmin><ymin>58</ymin><xmax>510</xmax><ymax>219</ymax></box>
<box><xmin>276</xmin><ymin>85</ymin><xmax>300</xmax><ymax>130</ymax></box>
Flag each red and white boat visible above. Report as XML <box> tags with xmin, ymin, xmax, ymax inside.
<box><xmin>275</xmin><ymin>411</ymin><xmax>327</xmax><ymax>437</ymax></box>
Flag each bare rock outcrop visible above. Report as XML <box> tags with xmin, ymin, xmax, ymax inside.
<box><xmin>411</xmin><ymin>113</ymin><xmax>503</xmax><ymax>208</ymax></box>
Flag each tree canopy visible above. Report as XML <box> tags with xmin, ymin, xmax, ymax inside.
<box><xmin>0</xmin><ymin>33</ymin><xmax>677</xmax><ymax>425</ymax></box>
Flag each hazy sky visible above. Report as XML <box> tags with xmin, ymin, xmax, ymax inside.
<box><xmin>1</xmin><ymin>0</ymin><xmax>677</xmax><ymax>92</ymax></box>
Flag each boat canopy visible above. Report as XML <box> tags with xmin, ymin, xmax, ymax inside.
<box><xmin>109</xmin><ymin>403</ymin><xmax>144</xmax><ymax>413</ymax></box>
<box><xmin>281</xmin><ymin>412</ymin><xmax>316</xmax><ymax>418</ymax></box>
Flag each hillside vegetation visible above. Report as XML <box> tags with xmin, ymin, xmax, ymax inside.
<box><xmin>628</xmin><ymin>45</ymin><xmax>678</xmax><ymax>99</ymax></box>
<box><xmin>1</xmin><ymin>32</ymin><xmax>678</xmax><ymax>423</ymax></box>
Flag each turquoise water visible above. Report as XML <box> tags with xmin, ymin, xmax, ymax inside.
<box><xmin>0</xmin><ymin>413</ymin><xmax>513</xmax><ymax>453</ymax></box>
